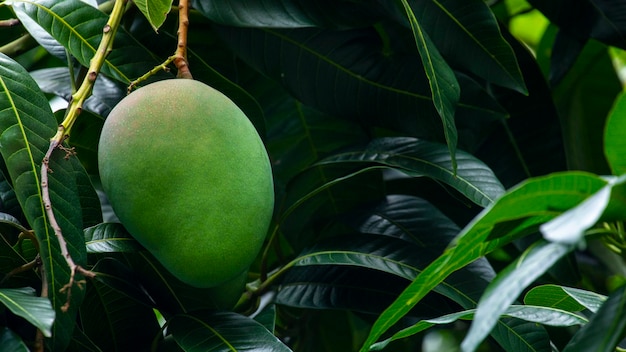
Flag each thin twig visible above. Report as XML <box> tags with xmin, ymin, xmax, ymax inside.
<box><xmin>174</xmin><ymin>0</ymin><xmax>192</xmax><ymax>79</ymax></box>
<box><xmin>41</xmin><ymin>137</ymin><xmax>95</xmax><ymax>312</ymax></box>
<box><xmin>40</xmin><ymin>0</ymin><xmax>128</xmax><ymax>312</ymax></box>
<box><xmin>0</xmin><ymin>18</ymin><xmax>20</xmax><ymax>27</ymax></box>
<box><xmin>127</xmin><ymin>56</ymin><xmax>174</xmax><ymax>93</ymax></box>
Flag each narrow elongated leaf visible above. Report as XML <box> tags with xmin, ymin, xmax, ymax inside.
<box><xmin>285</xmin><ymin>233</ymin><xmax>548</xmax><ymax>350</ymax></box>
<box><xmin>461</xmin><ymin>241</ymin><xmax>574</xmax><ymax>352</ymax></box>
<box><xmin>370</xmin><ymin>305</ymin><xmax>587</xmax><ymax>351</ymax></box>
<box><xmin>605</xmin><ymin>92</ymin><xmax>626</xmax><ymax>175</ymax></box>
<box><xmin>134</xmin><ymin>0</ymin><xmax>173</xmax><ymax>31</ymax></box>
<box><xmin>0</xmin><ymin>53</ymin><xmax>86</xmax><ymax>351</ymax></box>
<box><xmin>562</xmin><ymin>284</ymin><xmax>626</xmax><ymax>352</ymax></box>
<box><xmin>360</xmin><ymin>171</ymin><xmax>607</xmax><ymax>351</ymax></box>
<box><xmin>0</xmin><ymin>287</ymin><xmax>55</xmax><ymax>337</ymax></box>
<box><xmin>400</xmin><ymin>0</ymin><xmax>460</xmax><ymax>172</ymax></box>
<box><xmin>318</xmin><ymin>137</ymin><xmax>505</xmax><ymax>207</ymax></box>
<box><xmin>169</xmin><ymin>310</ymin><xmax>293</xmax><ymax>352</ymax></box>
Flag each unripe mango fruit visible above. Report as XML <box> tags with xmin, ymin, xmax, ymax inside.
<box><xmin>98</xmin><ymin>79</ymin><xmax>274</xmax><ymax>288</ymax></box>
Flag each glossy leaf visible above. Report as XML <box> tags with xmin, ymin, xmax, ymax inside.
<box><xmin>562</xmin><ymin>284</ymin><xmax>626</xmax><ymax>352</ymax></box>
<box><xmin>284</xmin><ymin>233</ymin><xmax>548</xmax><ymax>350</ymax></box>
<box><xmin>400</xmin><ymin>0</ymin><xmax>460</xmax><ymax>172</ymax></box>
<box><xmin>318</xmin><ymin>137</ymin><xmax>505</xmax><ymax>207</ymax></box>
<box><xmin>524</xmin><ymin>284</ymin><xmax>606</xmax><ymax>313</ymax></box>
<box><xmin>360</xmin><ymin>172</ymin><xmax>607</xmax><ymax>351</ymax></box>
<box><xmin>0</xmin><ymin>287</ymin><xmax>55</xmax><ymax>337</ymax></box>
<box><xmin>604</xmin><ymin>92</ymin><xmax>626</xmax><ymax>175</ymax></box>
<box><xmin>461</xmin><ymin>241</ymin><xmax>574</xmax><ymax>352</ymax></box>
<box><xmin>0</xmin><ymin>53</ymin><xmax>86</xmax><ymax>350</ymax></box>
<box><xmin>370</xmin><ymin>304</ymin><xmax>587</xmax><ymax>351</ymax></box>
<box><xmin>191</xmin><ymin>0</ymin><xmax>382</xmax><ymax>28</ymax></box>
<box><xmin>84</xmin><ymin>222</ymin><xmax>144</xmax><ymax>254</ymax></box>
<box><xmin>134</xmin><ymin>0</ymin><xmax>173</xmax><ymax>31</ymax></box>
<box><xmin>169</xmin><ymin>310</ymin><xmax>292</xmax><ymax>352</ymax></box>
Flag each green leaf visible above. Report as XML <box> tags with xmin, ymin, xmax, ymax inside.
<box><xmin>524</xmin><ymin>284</ymin><xmax>606</xmax><ymax>313</ymax></box>
<box><xmin>370</xmin><ymin>304</ymin><xmax>587</xmax><ymax>351</ymax></box>
<box><xmin>399</xmin><ymin>0</ymin><xmax>460</xmax><ymax>172</ymax></box>
<box><xmin>11</xmin><ymin>0</ymin><xmax>166</xmax><ymax>84</ymax></box>
<box><xmin>0</xmin><ymin>287</ymin><xmax>55</xmax><ymax>337</ymax></box>
<box><xmin>359</xmin><ymin>171</ymin><xmax>607</xmax><ymax>351</ymax></box>
<box><xmin>133</xmin><ymin>0</ymin><xmax>173</xmax><ymax>32</ymax></box>
<box><xmin>215</xmin><ymin>26</ymin><xmax>507</xmax><ymax>139</ymax></box>
<box><xmin>318</xmin><ymin>137</ymin><xmax>505</xmax><ymax>207</ymax></box>
<box><xmin>191</xmin><ymin>0</ymin><xmax>381</xmax><ymax>28</ymax></box>
<box><xmin>604</xmin><ymin>92</ymin><xmax>626</xmax><ymax>175</ymax></box>
<box><xmin>169</xmin><ymin>310</ymin><xmax>293</xmax><ymax>352</ymax></box>
<box><xmin>0</xmin><ymin>327</ymin><xmax>29</xmax><ymax>352</ymax></box>
<box><xmin>562</xmin><ymin>284</ymin><xmax>626</xmax><ymax>352</ymax></box>
<box><xmin>0</xmin><ymin>53</ymin><xmax>86</xmax><ymax>351</ymax></box>
<box><xmin>78</xmin><ymin>278</ymin><xmax>161</xmax><ymax>351</ymax></box>
<box><xmin>461</xmin><ymin>241</ymin><xmax>574</xmax><ymax>352</ymax></box>
<box><xmin>540</xmin><ymin>183</ymin><xmax>612</xmax><ymax>244</ymax></box>
<box><xmin>84</xmin><ymin>223</ymin><xmax>144</xmax><ymax>254</ymax></box>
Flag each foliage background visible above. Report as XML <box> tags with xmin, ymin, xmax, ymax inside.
<box><xmin>1</xmin><ymin>0</ymin><xmax>626</xmax><ymax>351</ymax></box>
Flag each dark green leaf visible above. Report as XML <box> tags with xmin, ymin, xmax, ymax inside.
<box><xmin>85</xmin><ymin>223</ymin><xmax>143</xmax><ymax>254</ymax></box>
<box><xmin>360</xmin><ymin>171</ymin><xmax>607</xmax><ymax>350</ymax></box>
<box><xmin>562</xmin><ymin>284</ymin><xmax>626</xmax><ymax>352</ymax></box>
<box><xmin>215</xmin><ymin>26</ymin><xmax>506</xmax><ymax>139</ymax></box>
<box><xmin>191</xmin><ymin>0</ymin><xmax>381</xmax><ymax>28</ymax></box>
<box><xmin>79</xmin><ymin>278</ymin><xmax>161</xmax><ymax>351</ymax></box>
<box><xmin>318</xmin><ymin>137</ymin><xmax>505</xmax><ymax>207</ymax></box>
<box><xmin>169</xmin><ymin>310</ymin><xmax>292</xmax><ymax>352</ymax></box>
<box><xmin>399</xmin><ymin>0</ymin><xmax>460</xmax><ymax>172</ymax></box>
<box><xmin>529</xmin><ymin>0</ymin><xmax>626</xmax><ymax>49</ymax></box>
<box><xmin>0</xmin><ymin>327</ymin><xmax>29</xmax><ymax>352</ymax></box>
<box><xmin>0</xmin><ymin>53</ymin><xmax>86</xmax><ymax>351</ymax></box>
<box><xmin>0</xmin><ymin>287</ymin><xmax>55</xmax><ymax>337</ymax></box>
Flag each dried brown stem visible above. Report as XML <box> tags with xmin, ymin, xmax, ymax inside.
<box><xmin>0</xmin><ymin>18</ymin><xmax>20</xmax><ymax>27</ymax></box>
<box><xmin>174</xmin><ymin>0</ymin><xmax>192</xmax><ymax>79</ymax></box>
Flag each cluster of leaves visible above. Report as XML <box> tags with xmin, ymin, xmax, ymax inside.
<box><xmin>1</xmin><ymin>0</ymin><xmax>626</xmax><ymax>351</ymax></box>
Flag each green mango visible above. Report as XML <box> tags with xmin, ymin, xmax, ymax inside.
<box><xmin>98</xmin><ymin>79</ymin><xmax>274</xmax><ymax>288</ymax></box>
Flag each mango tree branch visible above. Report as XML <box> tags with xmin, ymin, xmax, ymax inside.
<box><xmin>41</xmin><ymin>0</ymin><xmax>127</xmax><ymax>310</ymax></box>
<box><xmin>174</xmin><ymin>0</ymin><xmax>192</xmax><ymax>79</ymax></box>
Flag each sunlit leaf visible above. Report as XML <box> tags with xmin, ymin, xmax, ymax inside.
<box><xmin>524</xmin><ymin>284</ymin><xmax>606</xmax><ymax>313</ymax></box>
<box><xmin>370</xmin><ymin>304</ymin><xmax>587</xmax><ymax>351</ymax></box>
<box><xmin>562</xmin><ymin>284</ymin><xmax>626</xmax><ymax>352</ymax></box>
<box><xmin>461</xmin><ymin>241</ymin><xmax>574</xmax><ymax>352</ymax></box>
<box><xmin>133</xmin><ymin>0</ymin><xmax>173</xmax><ymax>31</ymax></box>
